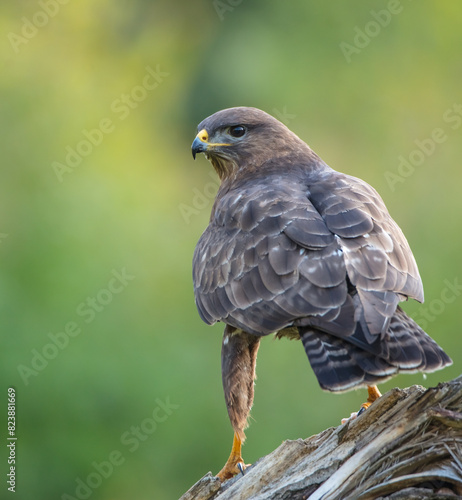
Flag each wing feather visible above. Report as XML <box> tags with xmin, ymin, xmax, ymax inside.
<box><xmin>193</xmin><ymin>179</ymin><xmax>347</xmax><ymax>335</ymax></box>
<box><xmin>310</xmin><ymin>173</ymin><xmax>423</xmax><ymax>336</ymax></box>
<box><xmin>194</xmin><ymin>171</ymin><xmax>424</xmax><ymax>343</ymax></box>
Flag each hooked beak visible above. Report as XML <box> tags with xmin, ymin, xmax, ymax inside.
<box><xmin>191</xmin><ymin>130</ymin><xmax>208</xmax><ymax>160</ymax></box>
<box><xmin>191</xmin><ymin>128</ymin><xmax>230</xmax><ymax>160</ymax></box>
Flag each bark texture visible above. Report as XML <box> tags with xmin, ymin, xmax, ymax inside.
<box><xmin>180</xmin><ymin>376</ymin><xmax>462</xmax><ymax>500</ymax></box>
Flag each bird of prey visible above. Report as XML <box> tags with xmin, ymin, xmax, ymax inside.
<box><xmin>191</xmin><ymin>107</ymin><xmax>452</xmax><ymax>481</ymax></box>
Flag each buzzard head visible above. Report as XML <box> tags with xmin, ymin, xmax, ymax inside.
<box><xmin>191</xmin><ymin>107</ymin><xmax>311</xmax><ymax>180</ymax></box>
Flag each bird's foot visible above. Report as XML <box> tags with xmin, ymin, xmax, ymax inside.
<box><xmin>216</xmin><ymin>432</ymin><xmax>250</xmax><ymax>482</ymax></box>
<box><xmin>216</xmin><ymin>457</ymin><xmax>249</xmax><ymax>482</ymax></box>
<box><xmin>341</xmin><ymin>385</ymin><xmax>382</xmax><ymax>424</ymax></box>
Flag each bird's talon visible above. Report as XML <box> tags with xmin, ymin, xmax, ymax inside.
<box><xmin>237</xmin><ymin>461</ymin><xmax>250</xmax><ymax>475</ymax></box>
<box><xmin>341</xmin><ymin>386</ymin><xmax>381</xmax><ymax>423</ymax></box>
<box><xmin>216</xmin><ymin>460</ymin><xmax>247</xmax><ymax>482</ymax></box>
<box><xmin>357</xmin><ymin>405</ymin><xmax>368</xmax><ymax>417</ymax></box>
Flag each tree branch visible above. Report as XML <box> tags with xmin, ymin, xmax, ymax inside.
<box><xmin>180</xmin><ymin>376</ymin><xmax>462</xmax><ymax>500</ymax></box>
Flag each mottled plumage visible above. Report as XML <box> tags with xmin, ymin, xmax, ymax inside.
<box><xmin>191</xmin><ymin>107</ymin><xmax>452</xmax><ymax>480</ymax></box>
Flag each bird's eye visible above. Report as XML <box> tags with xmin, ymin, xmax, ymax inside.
<box><xmin>228</xmin><ymin>125</ymin><xmax>246</xmax><ymax>138</ymax></box>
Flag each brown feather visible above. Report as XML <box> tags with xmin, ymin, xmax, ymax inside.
<box><xmin>192</xmin><ymin>106</ymin><xmax>451</xmax><ymax>400</ymax></box>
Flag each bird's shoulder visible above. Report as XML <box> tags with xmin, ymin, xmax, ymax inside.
<box><xmin>201</xmin><ymin>170</ymin><xmax>338</xmax><ymax>248</ymax></box>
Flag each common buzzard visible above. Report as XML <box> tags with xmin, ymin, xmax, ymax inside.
<box><xmin>191</xmin><ymin>107</ymin><xmax>452</xmax><ymax>480</ymax></box>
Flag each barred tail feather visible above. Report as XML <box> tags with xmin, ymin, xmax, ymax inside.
<box><xmin>386</xmin><ymin>307</ymin><xmax>452</xmax><ymax>373</ymax></box>
<box><xmin>300</xmin><ymin>307</ymin><xmax>452</xmax><ymax>393</ymax></box>
<box><xmin>300</xmin><ymin>329</ymin><xmax>397</xmax><ymax>392</ymax></box>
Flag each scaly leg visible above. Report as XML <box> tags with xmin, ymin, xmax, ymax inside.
<box><xmin>217</xmin><ymin>326</ymin><xmax>260</xmax><ymax>481</ymax></box>
<box><xmin>216</xmin><ymin>432</ymin><xmax>248</xmax><ymax>481</ymax></box>
<box><xmin>360</xmin><ymin>385</ymin><xmax>382</xmax><ymax>412</ymax></box>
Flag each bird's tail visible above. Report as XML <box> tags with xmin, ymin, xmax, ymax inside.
<box><xmin>300</xmin><ymin>307</ymin><xmax>452</xmax><ymax>393</ymax></box>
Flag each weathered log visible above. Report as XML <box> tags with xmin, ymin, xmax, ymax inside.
<box><xmin>180</xmin><ymin>376</ymin><xmax>462</xmax><ymax>499</ymax></box>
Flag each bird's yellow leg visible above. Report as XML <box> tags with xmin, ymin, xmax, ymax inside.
<box><xmin>360</xmin><ymin>385</ymin><xmax>382</xmax><ymax>411</ymax></box>
<box><xmin>216</xmin><ymin>432</ymin><xmax>249</xmax><ymax>482</ymax></box>
<box><xmin>341</xmin><ymin>385</ymin><xmax>382</xmax><ymax>424</ymax></box>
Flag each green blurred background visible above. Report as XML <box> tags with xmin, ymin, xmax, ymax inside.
<box><xmin>1</xmin><ymin>1</ymin><xmax>461</xmax><ymax>499</ymax></box>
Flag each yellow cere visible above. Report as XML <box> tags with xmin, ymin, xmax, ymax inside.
<box><xmin>196</xmin><ymin>128</ymin><xmax>231</xmax><ymax>147</ymax></box>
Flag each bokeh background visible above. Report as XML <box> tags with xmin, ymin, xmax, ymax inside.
<box><xmin>1</xmin><ymin>1</ymin><xmax>461</xmax><ymax>499</ymax></box>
